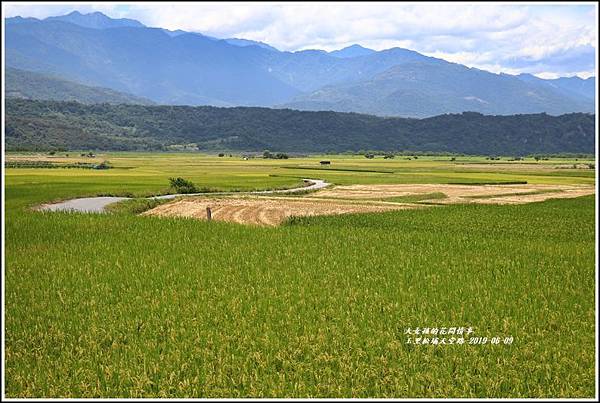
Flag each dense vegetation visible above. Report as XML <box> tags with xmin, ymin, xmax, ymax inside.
<box><xmin>5</xmin><ymin>99</ymin><xmax>595</xmax><ymax>155</ymax></box>
<box><xmin>5</xmin><ymin>160</ymin><xmax>112</xmax><ymax>169</ymax></box>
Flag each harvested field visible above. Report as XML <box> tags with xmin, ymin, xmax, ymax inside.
<box><xmin>4</xmin><ymin>154</ymin><xmax>96</xmax><ymax>163</ymax></box>
<box><xmin>143</xmin><ymin>183</ymin><xmax>595</xmax><ymax>225</ymax></box>
<box><xmin>142</xmin><ymin>196</ymin><xmax>419</xmax><ymax>226</ymax></box>
<box><xmin>456</xmin><ymin>163</ymin><xmax>592</xmax><ymax>171</ymax></box>
<box><xmin>314</xmin><ymin>183</ymin><xmax>595</xmax><ymax>204</ymax></box>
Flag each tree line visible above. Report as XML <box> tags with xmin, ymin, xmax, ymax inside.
<box><xmin>5</xmin><ymin>99</ymin><xmax>595</xmax><ymax>155</ymax></box>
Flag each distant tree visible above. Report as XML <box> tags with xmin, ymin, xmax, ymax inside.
<box><xmin>168</xmin><ymin>177</ymin><xmax>198</xmax><ymax>193</ymax></box>
<box><xmin>263</xmin><ymin>150</ymin><xmax>272</xmax><ymax>159</ymax></box>
<box><xmin>94</xmin><ymin>161</ymin><xmax>112</xmax><ymax>170</ymax></box>
<box><xmin>218</xmin><ymin>153</ymin><xmax>225</xmax><ymax>157</ymax></box>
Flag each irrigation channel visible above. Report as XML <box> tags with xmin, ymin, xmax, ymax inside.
<box><xmin>37</xmin><ymin>179</ymin><xmax>330</xmax><ymax>213</ymax></box>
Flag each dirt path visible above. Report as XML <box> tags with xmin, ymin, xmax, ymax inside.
<box><xmin>37</xmin><ymin>196</ymin><xmax>131</xmax><ymax>213</ymax></box>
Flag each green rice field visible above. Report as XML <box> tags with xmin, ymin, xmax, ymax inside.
<box><xmin>4</xmin><ymin>152</ymin><xmax>596</xmax><ymax>398</ymax></box>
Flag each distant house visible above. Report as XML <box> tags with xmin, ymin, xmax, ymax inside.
<box><xmin>320</xmin><ymin>160</ymin><xmax>331</xmax><ymax>165</ymax></box>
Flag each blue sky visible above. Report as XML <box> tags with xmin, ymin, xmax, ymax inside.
<box><xmin>3</xmin><ymin>2</ymin><xmax>597</xmax><ymax>78</ymax></box>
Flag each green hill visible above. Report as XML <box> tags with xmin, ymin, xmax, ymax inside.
<box><xmin>5</xmin><ymin>98</ymin><xmax>595</xmax><ymax>155</ymax></box>
<box><xmin>5</xmin><ymin>68</ymin><xmax>154</xmax><ymax>105</ymax></box>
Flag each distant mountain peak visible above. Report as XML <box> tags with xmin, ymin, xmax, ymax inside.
<box><xmin>515</xmin><ymin>73</ymin><xmax>596</xmax><ymax>101</ymax></box>
<box><xmin>330</xmin><ymin>44</ymin><xmax>375</xmax><ymax>58</ymax></box>
<box><xmin>382</xmin><ymin>47</ymin><xmax>419</xmax><ymax>54</ymax></box>
<box><xmin>5</xmin><ymin>16</ymin><xmax>40</xmax><ymax>24</ymax></box>
<box><xmin>224</xmin><ymin>38</ymin><xmax>279</xmax><ymax>52</ymax></box>
<box><xmin>44</xmin><ymin>10</ymin><xmax>145</xmax><ymax>29</ymax></box>
<box><xmin>293</xmin><ymin>49</ymin><xmax>329</xmax><ymax>56</ymax></box>
<box><xmin>342</xmin><ymin>44</ymin><xmax>371</xmax><ymax>51</ymax></box>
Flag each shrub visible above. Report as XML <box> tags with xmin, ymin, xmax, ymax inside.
<box><xmin>94</xmin><ymin>161</ymin><xmax>112</xmax><ymax>170</ymax></box>
<box><xmin>168</xmin><ymin>177</ymin><xmax>198</xmax><ymax>193</ymax></box>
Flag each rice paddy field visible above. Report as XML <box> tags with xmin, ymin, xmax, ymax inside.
<box><xmin>3</xmin><ymin>152</ymin><xmax>597</xmax><ymax>398</ymax></box>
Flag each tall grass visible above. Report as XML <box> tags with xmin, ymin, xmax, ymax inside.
<box><xmin>4</xmin><ymin>153</ymin><xmax>596</xmax><ymax>397</ymax></box>
<box><xmin>5</xmin><ymin>196</ymin><xmax>595</xmax><ymax>397</ymax></box>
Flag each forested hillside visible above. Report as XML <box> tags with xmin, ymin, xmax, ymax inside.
<box><xmin>5</xmin><ymin>99</ymin><xmax>595</xmax><ymax>154</ymax></box>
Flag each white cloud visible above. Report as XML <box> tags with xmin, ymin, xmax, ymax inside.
<box><xmin>3</xmin><ymin>1</ymin><xmax>597</xmax><ymax>78</ymax></box>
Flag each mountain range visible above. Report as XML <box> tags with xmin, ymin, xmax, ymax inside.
<box><xmin>4</xmin><ymin>11</ymin><xmax>596</xmax><ymax>117</ymax></box>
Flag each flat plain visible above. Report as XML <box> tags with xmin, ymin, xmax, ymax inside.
<box><xmin>4</xmin><ymin>152</ymin><xmax>596</xmax><ymax>398</ymax></box>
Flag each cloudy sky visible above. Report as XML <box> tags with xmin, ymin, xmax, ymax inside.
<box><xmin>3</xmin><ymin>2</ymin><xmax>598</xmax><ymax>78</ymax></box>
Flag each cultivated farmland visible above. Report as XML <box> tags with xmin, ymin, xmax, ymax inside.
<box><xmin>4</xmin><ymin>152</ymin><xmax>596</xmax><ymax>398</ymax></box>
